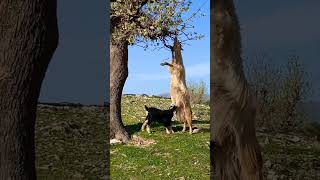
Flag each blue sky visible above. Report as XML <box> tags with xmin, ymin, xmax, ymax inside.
<box><xmin>123</xmin><ymin>0</ymin><xmax>210</xmax><ymax>95</ymax></box>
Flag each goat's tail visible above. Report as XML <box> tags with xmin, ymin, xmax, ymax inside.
<box><xmin>175</xmin><ymin>101</ymin><xmax>192</xmax><ymax>124</ymax></box>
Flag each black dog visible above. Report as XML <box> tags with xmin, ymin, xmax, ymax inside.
<box><xmin>141</xmin><ymin>105</ymin><xmax>177</xmax><ymax>134</ymax></box>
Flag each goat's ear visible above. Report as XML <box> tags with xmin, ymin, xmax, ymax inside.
<box><xmin>144</xmin><ymin>105</ymin><xmax>149</xmax><ymax>111</ymax></box>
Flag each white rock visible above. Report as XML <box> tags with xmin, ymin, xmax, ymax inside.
<box><xmin>192</xmin><ymin>128</ymin><xmax>200</xmax><ymax>133</ymax></box>
<box><xmin>291</xmin><ymin>136</ymin><xmax>300</xmax><ymax>143</ymax></box>
<box><xmin>110</xmin><ymin>139</ymin><xmax>122</xmax><ymax>144</ymax></box>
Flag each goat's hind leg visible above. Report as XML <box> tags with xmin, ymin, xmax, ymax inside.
<box><xmin>182</xmin><ymin>122</ymin><xmax>187</xmax><ymax>132</ymax></box>
<box><xmin>188</xmin><ymin>120</ymin><xmax>193</xmax><ymax>134</ymax></box>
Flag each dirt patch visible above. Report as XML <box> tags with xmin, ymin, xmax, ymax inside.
<box><xmin>129</xmin><ymin>135</ymin><xmax>156</xmax><ymax>147</ymax></box>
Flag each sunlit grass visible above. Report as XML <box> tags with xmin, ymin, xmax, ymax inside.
<box><xmin>111</xmin><ymin>95</ymin><xmax>210</xmax><ymax>179</ymax></box>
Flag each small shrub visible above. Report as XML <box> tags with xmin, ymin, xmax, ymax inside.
<box><xmin>188</xmin><ymin>80</ymin><xmax>208</xmax><ymax>104</ymax></box>
<box><xmin>245</xmin><ymin>54</ymin><xmax>312</xmax><ymax>132</ymax></box>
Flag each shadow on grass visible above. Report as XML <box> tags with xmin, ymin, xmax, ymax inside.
<box><xmin>125</xmin><ymin>122</ymin><xmax>169</xmax><ymax>135</ymax></box>
<box><xmin>125</xmin><ymin>123</ymin><xmax>142</xmax><ymax>135</ymax></box>
<box><xmin>126</xmin><ymin>119</ymin><xmax>210</xmax><ymax>135</ymax></box>
<box><xmin>192</xmin><ymin>120</ymin><xmax>210</xmax><ymax>124</ymax></box>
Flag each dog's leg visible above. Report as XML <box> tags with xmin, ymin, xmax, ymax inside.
<box><xmin>146</xmin><ymin>124</ymin><xmax>151</xmax><ymax>134</ymax></box>
<box><xmin>141</xmin><ymin>120</ymin><xmax>148</xmax><ymax>131</ymax></box>
<box><xmin>169</xmin><ymin>126</ymin><xmax>175</xmax><ymax>133</ymax></box>
<box><xmin>165</xmin><ymin>127</ymin><xmax>171</xmax><ymax>134</ymax></box>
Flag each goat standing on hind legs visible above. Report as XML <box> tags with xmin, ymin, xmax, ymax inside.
<box><xmin>161</xmin><ymin>37</ymin><xmax>193</xmax><ymax>134</ymax></box>
<box><xmin>211</xmin><ymin>0</ymin><xmax>263</xmax><ymax>179</ymax></box>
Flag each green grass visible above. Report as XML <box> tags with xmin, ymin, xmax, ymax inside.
<box><xmin>110</xmin><ymin>95</ymin><xmax>210</xmax><ymax>179</ymax></box>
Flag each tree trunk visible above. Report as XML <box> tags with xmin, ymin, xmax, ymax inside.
<box><xmin>211</xmin><ymin>0</ymin><xmax>263</xmax><ymax>179</ymax></box>
<box><xmin>0</xmin><ymin>1</ymin><xmax>58</xmax><ymax>179</ymax></box>
<box><xmin>109</xmin><ymin>40</ymin><xmax>130</xmax><ymax>142</ymax></box>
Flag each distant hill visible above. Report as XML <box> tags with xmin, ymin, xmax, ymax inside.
<box><xmin>158</xmin><ymin>93</ymin><xmax>170</xmax><ymax>98</ymax></box>
<box><xmin>158</xmin><ymin>92</ymin><xmax>210</xmax><ymax>102</ymax></box>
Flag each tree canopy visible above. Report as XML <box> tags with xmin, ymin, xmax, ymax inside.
<box><xmin>110</xmin><ymin>0</ymin><xmax>204</xmax><ymax>48</ymax></box>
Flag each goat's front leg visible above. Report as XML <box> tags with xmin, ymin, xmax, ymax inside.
<box><xmin>160</xmin><ymin>61</ymin><xmax>173</xmax><ymax>67</ymax></box>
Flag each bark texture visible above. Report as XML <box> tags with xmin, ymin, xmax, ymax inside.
<box><xmin>0</xmin><ymin>1</ymin><xmax>58</xmax><ymax>179</ymax></box>
<box><xmin>211</xmin><ymin>0</ymin><xmax>263</xmax><ymax>179</ymax></box>
<box><xmin>109</xmin><ymin>40</ymin><xmax>130</xmax><ymax>142</ymax></box>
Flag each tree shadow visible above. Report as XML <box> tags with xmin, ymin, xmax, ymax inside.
<box><xmin>199</xmin><ymin>128</ymin><xmax>211</xmax><ymax>133</ymax></box>
<box><xmin>125</xmin><ymin>122</ymin><xmax>167</xmax><ymax>135</ymax></box>
<box><xmin>192</xmin><ymin>120</ymin><xmax>210</xmax><ymax>125</ymax></box>
<box><xmin>125</xmin><ymin>123</ymin><xmax>142</xmax><ymax>135</ymax></box>
<box><xmin>125</xmin><ymin>119</ymin><xmax>210</xmax><ymax>135</ymax></box>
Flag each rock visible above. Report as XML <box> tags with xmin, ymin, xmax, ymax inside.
<box><xmin>265</xmin><ymin>137</ymin><xmax>270</xmax><ymax>144</ymax></box>
<box><xmin>291</xmin><ymin>136</ymin><xmax>300</xmax><ymax>143</ymax></box>
<box><xmin>267</xmin><ymin>170</ymin><xmax>278</xmax><ymax>180</ymax></box>
<box><xmin>110</xmin><ymin>139</ymin><xmax>122</xmax><ymax>144</ymax></box>
<box><xmin>192</xmin><ymin>128</ymin><xmax>200</xmax><ymax>133</ymax></box>
<box><xmin>265</xmin><ymin>160</ymin><xmax>272</xmax><ymax>168</ymax></box>
<box><xmin>73</xmin><ymin>172</ymin><xmax>84</xmax><ymax>178</ymax></box>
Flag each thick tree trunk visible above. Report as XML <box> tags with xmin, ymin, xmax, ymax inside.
<box><xmin>109</xmin><ymin>40</ymin><xmax>130</xmax><ymax>142</ymax></box>
<box><xmin>211</xmin><ymin>0</ymin><xmax>263</xmax><ymax>179</ymax></box>
<box><xmin>0</xmin><ymin>1</ymin><xmax>58</xmax><ymax>179</ymax></box>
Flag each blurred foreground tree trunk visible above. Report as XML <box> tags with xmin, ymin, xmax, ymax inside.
<box><xmin>0</xmin><ymin>1</ymin><xmax>58</xmax><ymax>179</ymax></box>
<box><xmin>211</xmin><ymin>0</ymin><xmax>263</xmax><ymax>179</ymax></box>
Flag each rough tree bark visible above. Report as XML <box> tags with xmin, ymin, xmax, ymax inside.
<box><xmin>0</xmin><ymin>1</ymin><xmax>58</xmax><ymax>179</ymax></box>
<box><xmin>211</xmin><ymin>0</ymin><xmax>263</xmax><ymax>179</ymax></box>
<box><xmin>109</xmin><ymin>40</ymin><xmax>130</xmax><ymax>142</ymax></box>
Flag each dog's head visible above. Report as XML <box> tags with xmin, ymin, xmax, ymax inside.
<box><xmin>169</xmin><ymin>105</ymin><xmax>177</xmax><ymax>112</ymax></box>
<box><xmin>145</xmin><ymin>105</ymin><xmax>152</xmax><ymax>112</ymax></box>
<box><xmin>144</xmin><ymin>105</ymin><xmax>160</xmax><ymax>114</ymax></box>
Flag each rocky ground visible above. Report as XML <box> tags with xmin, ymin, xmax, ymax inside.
<box><xmin>257</xmin><ymin>131</ymin><xmax>320</xmax><ymax>180</ymax></box>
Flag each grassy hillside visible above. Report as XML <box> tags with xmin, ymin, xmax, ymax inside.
<box><xmin>110</xmin><ymin>95</ymin><xmax>211</xmax><ymax>179</ymax></box>
<box><xmin>34</xmin><ymin>96</ymin><xmax>319</xmax><ymax>179</ymax></box>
